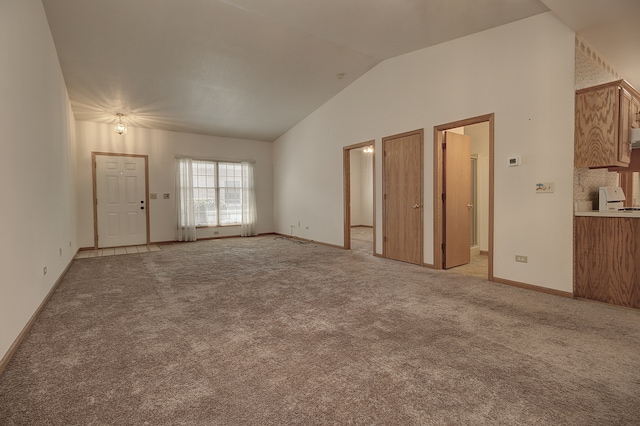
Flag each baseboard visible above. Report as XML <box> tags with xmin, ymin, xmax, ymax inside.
<box><xmin>480</xmin><ymin>250</ymin><xmax>489</xmax><ymax>256</ymax></box>
<box><xmin>152</xmin><ymin>232</ymin><xmax>276</xmax><ymax>246</ymax></box>
<box><xmin>272</xmin><ymin>233</ymin><xmax>344</xmax><ymax>250</ymax></box>
<box><xmin>150</xmin><ymin>240</ymin><xmax>177</xmax><ymax>245</ymax></box>
<box><xmin>423</xmin><ymin>263</ymin><xmax>436</xmax><ymax>269</ymax></box>
<box><xmin>350</xmin><ymin>225</ymin><xmax>373</xmax><ymax>229</ymax></box>
<box><xmin>492</xmin><ymin>277</ymin><xmax>573</xmax><ymax>299</ymax></box>
<box><xmin>0</xmin><ymin>253</ymin><xmax>76</xmax><ymax>375</ymax></box>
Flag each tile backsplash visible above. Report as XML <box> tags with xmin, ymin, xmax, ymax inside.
<box><xmin>574</xmin><ymin>168</ymin><xmax>619</xmax><ymax>209</ymax></box>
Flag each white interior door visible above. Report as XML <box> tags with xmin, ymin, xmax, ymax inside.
<box><xmin>95</xmin><ymin>155</ymin><xmax>147</xmax><ymax>248</ymax></box>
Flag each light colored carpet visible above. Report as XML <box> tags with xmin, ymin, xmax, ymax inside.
<box><xmin>1</xmin><ymin>236</ymin><xmax>639</xmax><ymax>425</ymax></box>
<box><xmin>448</xmin><ymin>253</ymin><xmax>489</xmax><ymax>278</ymax></box>
<box><xmin>350</xmin><ymin>226</ymin><xmax>373</xmax><ymax>254</ymax></box>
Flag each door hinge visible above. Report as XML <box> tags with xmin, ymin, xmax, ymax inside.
<box><xmin>384</xmin><ymin>194</ymin><xmax>387</xmax><ymax>200</ymax></box>
<box><xmin>441</xmin><ymin>243</ymin><xmax>445</xmax><ymax>251</ymax></box>
<box><xmin>441</xmin><ymin>193</ymin><xmax>446</xmax><ymax>202</ymax></box>
<box><xmin>442</xmin><ymin>142</ymin><xmax>446</xmax><ymax>150</ymax></box>
<box><xmin>384</xmin><ymin>236</ymin><xmax>387</xmax><ymax>243</ymax></box>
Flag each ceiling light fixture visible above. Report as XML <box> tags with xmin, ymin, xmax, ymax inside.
<box><xmin>363</xmin><ymin>146</ymin><xmax>374</xmax><ymax>154</ymax></box>
<box><xmin>114</xmin><ymin>113</ymin><xmax>127</xmax><ymax>135</ymax></box>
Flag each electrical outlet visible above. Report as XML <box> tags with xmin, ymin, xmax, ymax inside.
<box><xmin>305</xmin><ymin>226</ymin><xmax>309</xmax><ymax>230</ymax></box>
<box><xmin>150</xmin><ymin>193</ymin><xmax>158</xmax><ymax>199</ymax></box>
<box><xmin>214</xmin><ymin>231</ymin><xmax>219</xmax><ymax>235</ymax></box>
<box><xmin>298</xmin><ymin>221</ymin><xmax>301</xmax><ymax>227</ymax></box>
<box><xmin>43</xmin><ymin>266</ymin><xmax>47</xmax><ymax>275</ymax></box>
<box><xmin>163</xmin><ymin>193</ymin><xmax>170</xmax><ymax>199</ymax></box>
<box><xmin>59</xmin><ymin>248</ymin><xmax>62</xmax><ymax>256</ymax></box>
<box><xmin>515</xmin><ymin>255</ymin><xmax>528</xmax><ymax>263</ymax></box>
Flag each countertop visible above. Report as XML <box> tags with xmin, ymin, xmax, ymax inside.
<box><xmin>575</xmin><ymin>211</ymin><xmax>640</xmax><ymax>218</ymax></box>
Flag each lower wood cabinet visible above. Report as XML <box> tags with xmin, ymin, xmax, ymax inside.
<box><xmin>574</xmin><ymin>216</ymin><xmax>640</xmax><ymax>309</ymax></box>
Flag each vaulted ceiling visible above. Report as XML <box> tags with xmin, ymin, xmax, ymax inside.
<box><xmin>41</xmin><ymin>0</ymin><xmax>640</xmax><ymax>141</ymax></box>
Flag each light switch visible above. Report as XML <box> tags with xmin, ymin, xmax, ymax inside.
<box><xmin>535</xmin><ymin>182</ymin><xmax>554</xmax><ymax>193</ymax></box>
<box><xmin>163</xmin><ymin>193</ymin><xmax>170</xmax><ymax>199</ymax></box>
<box><xmin>150</xmin><ymin>193</ymin><xmax>157</xmax><ymax>199</ymax></box>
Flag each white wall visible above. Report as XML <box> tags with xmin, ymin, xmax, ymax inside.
<box><xmin>75</xmin><ymin>122</ymin><xmax>274</xmax><ymax>247</ymax></box>
<box><xmin>274</xmin><ymin>12</ymin><xmax>575</xmax><ymax>292</ymax></box>
<box><xmin>0</xmin><ymin>0</ymin><xmax>77</xmax><ymax>360</ymax></box>
<box><xmin>349</xmin><ymin>151</ymin><xmax>363</xmax><ymax>225</ymax></box>
<box><xmin>360</xmin><ymin>151</ymin><xmax>374</xmax><ymax>227</ymax></box>
<box><xmin>349</xmin><ymin>149</ymin><xmax>373</xmax><ymax>227</ymax></box>
<box><xmin>465</xmin><ymin>122</ymin><xmax>490</xmax><ymax>252</ymax></box>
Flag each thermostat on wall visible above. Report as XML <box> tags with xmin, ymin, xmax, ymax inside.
<box><xmin>508</xmin><ymin>155</ymin><xmax>521</xmax><ymax>166</ymax></box>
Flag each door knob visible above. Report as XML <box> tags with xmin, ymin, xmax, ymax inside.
<box><xmin>467</xmin><ymin>204</ymin><xmax>473</xmax><ymax>209</ymax></box>
<box><xmin>412</xmin><ymin>204</ymin><xmax>420</xmax><ymax>209</ymax></box>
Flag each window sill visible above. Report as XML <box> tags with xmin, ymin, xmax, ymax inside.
<box><xmin>196</xmin><ymin>224</ymin><xmax>241</xmax><ymax>229</ymax></box>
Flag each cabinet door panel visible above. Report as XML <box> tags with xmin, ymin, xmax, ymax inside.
<box><xmin>619</xmin><ymin>89</ymin><xmax>632</xmax><ymax>164</ymax></box>
<box><xmin>575</xmin><ymin>86</ymin><xmax>619</xmax><ymax>168</ymax></box>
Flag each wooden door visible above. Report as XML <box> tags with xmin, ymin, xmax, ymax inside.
<box><xmin>95</xmin><ymin>155</ymin><xmax>148</xmax><ymax>248</ymax></box>
<box><xmin>383</xmin><ymin>130</ymin><xmax>423</xmax><ymax>265</ymax></box>
<box><xmin>443</xmin><ymin>131</ymin><xmax>471</xmax><ymax>268</ymax></box>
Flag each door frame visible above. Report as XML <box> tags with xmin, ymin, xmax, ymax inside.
<box><xmin>92</xmin><ymin>152</ymin><xmax>150</xmax><ymax>249</ymax></box>
<box><xmin>382</xmin><ymin>129</ymin><xmax>424</xmax><ymax>264</ymax></box>
<box><xmin>343</xmin><ymin>140</ymin><xmax>376</xmax><ymax>252</ymax></box>
<box><xmin>433</xmin><ymin>114</ymin><xmax>494</xmax><ymax>279</ymax></box>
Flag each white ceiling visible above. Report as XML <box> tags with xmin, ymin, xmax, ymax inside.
<box><xmin>41</xmin><ymin>0</ymin><xmax>639</xmax><ymax>141</ymax></box>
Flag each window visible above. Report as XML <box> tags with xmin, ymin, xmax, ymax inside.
<box><xmin>192</xmin><ymin>160</ymin><xmax>242</xmax><ymax>226</ymax></box>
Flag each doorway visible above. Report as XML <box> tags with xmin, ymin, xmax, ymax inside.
<box><xmin>343</xmin><ymin>141</ymin><xmax>375</xmax><ymax>254</ymax></box>
<box><xmin>433</xmin><ymin>115</ymin><xmax>494</xmax><ymax>279</ymax></box>
<box><xmin>382</xmin><ymin>129</ymin><xmax>424</xmax><ymax>265</ymax></box>
<box><xmin>92</xmin><ymin>152</ymin><xmax>150</xmax><ymax>248</ymax></box>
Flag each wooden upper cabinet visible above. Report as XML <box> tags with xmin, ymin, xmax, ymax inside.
<box><xmin>619</xmin><ymin>88</ymin><xmax>632</xmax><ymax>164</ymax></box>
<box><xmin>575</xmin><ymin>80</ymin><xmax>639</xmax><ymax>168</ymax></box>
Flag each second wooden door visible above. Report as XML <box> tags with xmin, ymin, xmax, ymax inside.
<box><xmin>443</xmin><ymin>131</ymin><xmax>471</xmax><ymax>268</ymax></box>
<box><xmin>383</xmin><ymin>130</ymin><xmax>423</xmax><ymax>265</ymax></box>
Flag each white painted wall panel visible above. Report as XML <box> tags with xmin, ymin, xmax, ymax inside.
<box><xmin>0</xmin><ymin>0</ymin><xmax>77</xmax><ymax>361</ymax></box>
<box><xmin>75</xmin><ymin>122</ymin><xmax>274</xmax><ymax>246</ymax></box>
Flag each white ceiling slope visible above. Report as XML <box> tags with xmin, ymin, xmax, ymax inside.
<box><xmin>540</xmin><ymin>0</ymin><xmax>640</xmax><ymax>91</ymax></box>
<box><xmin>41</xmin><ymin>0</ymin><xmax>638</xmax><ymax>141</ymax></box>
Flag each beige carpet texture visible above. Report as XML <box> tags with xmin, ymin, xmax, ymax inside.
<box><xmin>1</xmin><ymin>236</ymin><xmax>639</xmax><ymax>425</ymax></box>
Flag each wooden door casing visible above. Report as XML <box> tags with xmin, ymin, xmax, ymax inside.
<box><xmin>433</xmin><ymin>113</ymin><xmax>494</xmax><ymax>279</ymax></box>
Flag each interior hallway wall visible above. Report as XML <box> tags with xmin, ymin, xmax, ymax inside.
<box><xmin>0</xmin><ymin>0</ymin><xmax>77</xmax><ymax>361</ymax></box>
<box><xmin>465</xmin><ymin>122</ymin><xmax>490</xmax><ymax>253</ymax></box>
<box><xmin>273</xmin><ymin>12</ymin><xmax>575</xmax><ymax>292</ymax></box>
<box><xmin>75</xmin><ymin>121</ymin><xmax>274</xmax><ymax>247</ymax></box>
<box><xmin>350</xmin><ymin>149</ymin><xmax>373</xmax><ymax>227</ymax></box>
